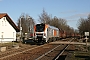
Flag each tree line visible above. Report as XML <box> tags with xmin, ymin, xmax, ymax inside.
<box><xmin>38</xmin><ymin>10</ymin><xmax>75</xmax><ymax>34</ymax></box>
<box><xmin>78</xmin><ymin>14</ymin><xmax>90</xmax><ymax>37</ymax></box>
<box><xmin>18</xmin><ymin>9</ymin><xmax>90</xmax><ymax>37</ymax></box>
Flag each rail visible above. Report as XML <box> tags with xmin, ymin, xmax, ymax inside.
<box><xmin>54</xmin><ymin>38</ymin><xmax>73</xmax><ymax>60</ymax></box>
<box><xmin>35</xmin><ymin>45</ymin><xmax>61</xmax><ymax>60</ymax></box>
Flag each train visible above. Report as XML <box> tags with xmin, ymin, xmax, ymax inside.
<box><xmin>33</xmin><ymin>23</ymin><xmax>80</xmax><ymax>44</ymax></box>
<box><xmin>33</xmin><ymin>23</ymin><xmax>59</xmax><ymax>43</ymax></box>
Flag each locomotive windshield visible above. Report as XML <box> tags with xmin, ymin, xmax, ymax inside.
<box><xmin>36</xmin><ymin>24</ymin><xmax>45</xmax><ymax>32</ymax></box>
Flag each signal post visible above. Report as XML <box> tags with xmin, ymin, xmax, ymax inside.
<box><xmin>84</xmin><ymin>32</ymin><xmax>89</xmax><ymax>52</ymax></box>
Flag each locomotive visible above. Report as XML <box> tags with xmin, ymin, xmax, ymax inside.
<box><xmin>33</xmin><ymin>23</ymin><xmax>80</xmax><ymax>44</ymax></box>
<box><xmin>33</xmin><ymin>23</ymin><xmax>59</xmax><ymax>43</ymax></box>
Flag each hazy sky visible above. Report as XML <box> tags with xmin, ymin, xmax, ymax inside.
<box><xmin>0</xmin><ymin>0</ymin><xmax>90</xmax><ymax>29</ymax></box>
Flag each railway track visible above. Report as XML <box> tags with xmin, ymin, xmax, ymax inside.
<box><xmin>36</xmin><ymin>38</ymin><xmax>74</xmax><ymax>60</ymax></box>
<box><xmin>54</xmin><ymin>44</ymin><xmax>70</xmax><ymax>60</ymax></box>
<box><xmin>35</xmin><ymin>44</ymin><xmax>68</xmax><ymax>60</ymax></box>
<box><xmin>0</xmin><ymin>38</ymin><xmax>75</xmax><ymax>60</ymax></box>
<box><xmin>0</xmin><ymin>45</ymin><xmax>37</xmax><ymax>59</ymax></box>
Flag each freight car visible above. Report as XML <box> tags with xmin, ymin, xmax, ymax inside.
<box><xmin>59</xmin><ymin>30</ymin><xmax>67</xmax><ymax>38</ymax></box>
<box><xmin>33</xmin><ymin>23</ymin><xmax>59</xmax><ymax>43</ymax></box>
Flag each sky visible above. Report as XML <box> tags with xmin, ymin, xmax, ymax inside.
<box><xmin>0</xmin><ymin>0</ymin><xmax>90</xmax><ymax>29</ymax></box>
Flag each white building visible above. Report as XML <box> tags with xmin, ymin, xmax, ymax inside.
<box><xmin>0</xmin><ymin>13</ymin><xmax>19</xmax><ymax>43</ymax></box>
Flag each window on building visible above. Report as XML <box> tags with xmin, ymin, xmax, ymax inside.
<box><xmin>3</xmin><ymin>17</ymin><xmax>5</xmax><ymax>21</ymax></box>
<box><xmin>5</xmin><ymin>21</ymin><xmax>6</xmax><ymax>26</ymax></box>
<box><xmin>2</xmin><ymin>21</ymin><xmax>3</xmax><ymax>26</ymax></box>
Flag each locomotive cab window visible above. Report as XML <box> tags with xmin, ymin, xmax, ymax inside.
<box><xmin>36</xmin><ymin>24</ymin><xmax>45</xmax><ymax>32</ymax></box>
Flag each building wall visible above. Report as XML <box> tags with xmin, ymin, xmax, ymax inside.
<box><xmin>0</xmin><ymin>17</ymin><xmax>16</xmax><ymax>43</ymax></box>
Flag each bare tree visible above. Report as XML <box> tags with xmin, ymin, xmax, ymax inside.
<box><xmin>50</xmin><ymin>16</ymin><xmax>60</xmax><ymax>28</ymax></box>
<box><xmin>78</xmin><ymin>14</ymin><xmax>90</xmax><ymax>36</ymax></box>
<box><xmin>17</xmin><ymin>13</ymin><xmax>35</xmax><ymax>36</ymax></box>
<box><xmin>38</xmin><ymin>9</ymin><xmax>51</xmax><ymax>24</ymax></box>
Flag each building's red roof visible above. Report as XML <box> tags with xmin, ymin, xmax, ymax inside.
<box><xmin>0</xmin><ymin>13</ymin><xmax>7</xmax><ymax>18</ymax></box>
<box><xmin>0</xmin><ymin>13</ymin><xmax>20</xmax><ymax>32</ymax></box>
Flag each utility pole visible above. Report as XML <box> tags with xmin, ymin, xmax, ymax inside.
<box><xmin>28</xmin><ymin>16</ymin><xmax>33</xmax><ymax>38</ymax></box>
<box><xmin>20</xmin><ymin>17</ymin><xmax>22</xmax><ymax>44</ymax></box>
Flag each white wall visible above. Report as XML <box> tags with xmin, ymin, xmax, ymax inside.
<box><xmin>0</xmin><ymin>17</ymin><xmax>16</xmax><ymax>43</ymax></box>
